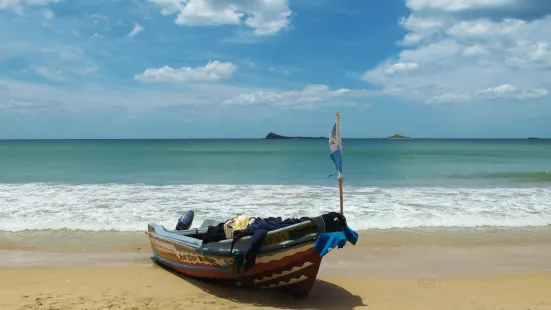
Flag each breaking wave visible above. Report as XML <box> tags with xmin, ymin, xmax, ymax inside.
<box><xmin>1</xmin><ymin>183</ymin><xmax>550</xmax><ymax>231</ymax></box>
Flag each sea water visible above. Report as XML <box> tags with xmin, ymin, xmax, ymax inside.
<box><xmin>0</xmin><ymin>139</ymin><xmax>550</xmax><ymax>232</ymax></box>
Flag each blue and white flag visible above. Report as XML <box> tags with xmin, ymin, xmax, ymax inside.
<box><xmin>329</xmin><ymin>113</ymin><xmax>343</xmax><ymax>179</ymax></box>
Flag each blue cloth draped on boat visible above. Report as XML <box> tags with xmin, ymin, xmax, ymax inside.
<box><xmin>225</xmin><ymin>212</ymin><xmax>358</xmax><ymax>271</ymax></box>
<box><xmin>240</xmin><ymin>217</ymin><xmax>311</xmax><ymax>271</ymax></box>
<box><xmin>314</xmin><ymin>226</ymin><xmax>358</xmax><ymax>258</ymax></box>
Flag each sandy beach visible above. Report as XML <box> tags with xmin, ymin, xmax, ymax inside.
<box><xmin>1</xmin><ymin>261</ymin><xmax>551</xmax><ymax>310</ymax></box>
<box><xmin>1</xmin><ymin>229</ymin><xmax>551</xmax><ymax>310</ymax></box>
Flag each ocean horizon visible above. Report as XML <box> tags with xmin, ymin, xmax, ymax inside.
<box><xmin>1</xmin><ymin>137</ymin><xmax>550</xmax><ymax>140</ymax></box>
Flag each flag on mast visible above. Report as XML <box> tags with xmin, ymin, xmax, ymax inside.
<box><xmin>329</xmin><ymin>113</ymin><xmax>343</xmax><ymax>179</ymax></box>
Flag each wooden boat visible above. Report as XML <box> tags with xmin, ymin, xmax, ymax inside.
<box><xmin>146</xmin><ymin>212</ymin><xmax>356</xmax><ymax>298</ymax></box>
<box><xmin>146</xmin><ymin>112</ymin><xmax>354</xmax><ymax>298</ymax></box>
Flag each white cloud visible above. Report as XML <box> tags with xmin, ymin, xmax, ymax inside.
<box><xmin>462</xmin><ymin>44</ymin><xmax>490</xmax><ymax>56</ymax></box>
<box><xmin>362</xmin><ymin>0</ymin><xmax>551</xmax><ymax>103</ymax></box>
<box><xmin>400</xmin><ymin>15</ymin><xmax>446</xmax><ymax>32</ymax></box>
<box><xmin>477</xmin><ymin>84</ymin><xmax>548</xmax><ymax>100</ymax></box>
<box><xmin>0</xmin><ymin>78</ymin><xmax>372</xmax><ymax>115</ymax></box>
<box><xmin>400</xmin><ymin>39</ymin><xmax>463</xmax><ymax>63</ymax></box>
<box><xmin>41</xmin><ymin>8</ymin><xmax>53</xmax><ymax>20</ymax></box>
<box><xmin>406</xmin><ymin>0</ymin><xmax>512</xmax><ymax>13</ymax></box>
<box><xmin>268</xmin><ymin>66</ymin><xmax>298</xmax><ymax>75</ymax></box>
<box><xmin>81</xmin><ymin>66</ymin><xmax>98</xmax><ymax>75</ymax></box>
<box><xmin>0</xmin><ymin>77</ymin><xmax>251</xmax><ymax>114</ymax></box>
<box><xmin>147</xmin><ymin>0</ymin><xmax>292</xmax><ymax>36</ymax></box>
<box><xmin>127</xmin><ymin>23</ymin><xmax>143</xmax><ymax>37</ymax></box>
<box><xmin>505</xmin><ymin>41</ymin><xmax>551</xmax><ymax>70</ymax></box>
<box><xmin>0</xmin><ymin>0</ymin><xmax>59</xmax><ymax>13</ymax></box>
<box><xmin>31</xmin><ymin>65</ymin><xmax>63</xmax><ymax>81</ymax></box>
<box><xmin>400</xmin><ymin>33</ymin><xmax>422</xmax><ymax>45</ymax></box>
<box><xmin>134</xmin><ymin>60</ymin><xmax>238</xmax><ymax>83</ymax></box>
<box><xmin>398</xmin><ymin>15</ymin><xmax>449</xmax><ymax>44</ymax></box>
<box><xmin>383</xmin><ymin>62</ymin><xmax>419</xmax><ymax>75</ymax></box>
<box><xmin>0</xmin><ymin>40</ymin><xmax>99</xmax><ymax>81</ymax></box>
<box><xmin>427</xmin><ymin>92</ymin><xmax>471</xmax><ymax>104</ymax></box>
<box><xmin>425</xmin><ymin>84</ymin><xmax>548</xmax><ymax>103</ymax></box>
<box><xmin>446</xmin><ymin>18</ymin><xmax>526</xmax><ymax>38</ymax></box>
<box><xmin>223</xmin><ymin>84</ymin><xmax>370</xmax><ymax>109</ymax></box>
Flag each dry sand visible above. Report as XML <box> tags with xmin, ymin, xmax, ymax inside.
<box><xmin>0</xmin><ymin>265</ymin><xmax>550</xmax><ymax>310</ymax></box>
<box><xmin>2</xmin><ymin>228</ymin><xmax>551</xmax><ymax>309</ymax></box>
<box><xmin>1</xmin><ymin>246</ymin><xmax>551</xmax><ymax>310</ymax></box>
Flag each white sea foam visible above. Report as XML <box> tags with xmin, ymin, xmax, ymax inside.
<box><xmin>0</xmin><ymin>183</ymin><xmax>550</xmax><ymax>231</ymax></box>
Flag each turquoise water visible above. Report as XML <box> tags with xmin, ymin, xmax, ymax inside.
<box><xmin>0</xmin><ymin>139</ymin><xmax>550</xmax><ymax>231</ymax></box>
<box><xmin>1</xmin><ymin>139</ymin><xmax>550</xmax><ymax>187</ymax></box>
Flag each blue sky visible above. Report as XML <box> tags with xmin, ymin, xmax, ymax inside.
<box><xmin>1</xmin><ymin>0</ymin><xmax>550</xmax><ymax>139</ymax></box>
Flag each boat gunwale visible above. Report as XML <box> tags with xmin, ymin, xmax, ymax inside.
<box><xmin>146</xmin><ymin>230</ymin><xmax>319</xmax><ymax>258</ymax></box>
<box><xmin>149</xmin><ymin>219</ymin><xmax>317</xmax><ymax>239</ymax></box>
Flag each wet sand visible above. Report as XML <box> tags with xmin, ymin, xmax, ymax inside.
<box><xmin>1</xmin><ymin>226</ymin><xmax>550</xmax><ymax>253</ymax></box>
<box><xmin>1</xmin><ymin>227</ymin><xmax>551</xmax><ymax>309</ymax></box>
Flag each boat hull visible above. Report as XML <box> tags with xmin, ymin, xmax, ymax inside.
<box><xmin>147</xmin><ymin>231</ymin><xmax>322</xmax><ymax>297</ymax></box>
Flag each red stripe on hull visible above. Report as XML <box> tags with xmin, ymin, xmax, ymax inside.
<box><xmin>154</xmin><ymin>250</ymin><xmax>231</xmax><ymax>279</ymax></box>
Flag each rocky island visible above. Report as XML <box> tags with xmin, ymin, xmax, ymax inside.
<box><xmin>265</xmin><ymin>132</ymin><xmax>326</xmax><ymax>140</ymax></box>
<box><xmin>385</xmin><ymin>134</ymin><xmax>410</xmax><ymax>140</ymax></box>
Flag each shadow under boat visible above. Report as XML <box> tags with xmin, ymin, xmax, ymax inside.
<box><xmin>151</xmin><ymin>257</ymin><xmax>367</xmax><ymax>310</ymax></box>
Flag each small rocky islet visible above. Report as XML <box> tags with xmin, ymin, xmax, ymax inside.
<box><xmin>265</xmin><ymin>132</ymin><xmax>412</xmax><ymax>139</ymax></box>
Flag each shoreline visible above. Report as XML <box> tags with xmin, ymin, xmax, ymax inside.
<box><xmin>1</xmin><ymin>225</ymin><xmax>550</xmax><ymax>254</ymax></box>
<box><xmin>2</xmin><ymin>227</ymin><xmax>551</xmax><ymax>275</ymax></box>
<box><xmin>3</xmin><ymin>243</ymin><xmax>551</xmax><ymax>276</ymax></box>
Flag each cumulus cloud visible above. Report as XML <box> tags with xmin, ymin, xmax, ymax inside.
<box><xmin>147</xmin><ymin>0</ymin><xmax>292</xmax><ymax>36</ymax></box>
<box><xmin>134</xmin><ymin>60</ymin><xmax>238</xmax><ymax>83</ymax></box>
<box><xmin>362</xmin><ymin>0</ymin><xmax>551</xmax><ymax>103</ymax></box>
